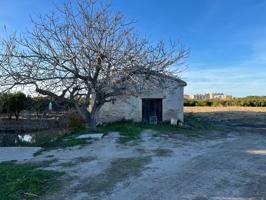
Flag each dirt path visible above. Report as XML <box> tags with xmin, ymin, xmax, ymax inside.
<box><xmin>106</xmin><ymin>133</ymin><xmax>266</xmax><ymax>200</ymax></box>
<box><xmin>37</xmin><ymin>130</ymin><xmax>266</xmax><ymax>200</ymax></box>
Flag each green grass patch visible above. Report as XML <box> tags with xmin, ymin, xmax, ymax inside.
<box><xmin>99</xmin><ymin>120</ymin><xmax>181</xmax><ymax>143</ymax></box>
<box><xmin>99</xmin><ymin>115</ymin><xmax>224</xmax><ymax>143</ymax></box>
<box><xmin>59</xmin><ymin>156</ymin><xmax>96</xmax><ymax>168</ymax></box>
<box><xmin>32</xmin><ymin>129</ymin><xmax>94</xmax><ymax>156</ymax></box>
<box><xmin>153</xmin><ymin>148</ymin><xmax>173</xmax><ymax>157</ymax></box>
<box><xmin>35</xmin><ymin>129</ymin><xmax>93</xmax><ymax>149</ymax></box>
<box><xmin>26</xmin><ymin>159</ymin><xmax>59</xmax><ymax>168</ymax></box>
<box><xmin>99</xmin><ymin>121</ymin><xmax>142</xmax><ymax>138</ymax></box>
<box><xmin>0</xmin><ymin>162</ymin><xmax>63</xmax><ymax>200</ymax></box>
<box><xmin>80</xmin><ymin>157</ymin><xmax>151</xmax><ymax>194</ymax></box>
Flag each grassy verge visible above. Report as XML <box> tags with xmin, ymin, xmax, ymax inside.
<box><xmin>99</xmin><ymin>120</ymin><xmax>187</xmax><ymax>141</ymax></box>
<box><xmin>99</xmin><ymin>121</ymin><xmax>185</xmax><ymax>143</ymax></box>
<box><xmin>0</xmin><ymin>162</ymin><xmax>63</xmax><ymax>200</ymax></box>
<box><xmin>38</xmin><ymin>130</ymin><xmax>92</xmax><ymax>149</ymax></box>
<box><xmin>32</xmin><ymin>129</ymin><xmax>94</xmax><ymax>156</ymax></box>
<box><xmin>99</xmin><ymin>114</ymin><xmax>225</xmax><ymax>143</ymax></box>
<box><xmin>1</xmin><ymin>128</ymin><xmax>93</xmax><ymax>156</ymax></box>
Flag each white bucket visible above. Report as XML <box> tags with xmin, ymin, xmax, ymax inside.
<box><xmin>171</xmin><ymin>118</ymin><xmax>178</xmax><ymax>126</ymax></box>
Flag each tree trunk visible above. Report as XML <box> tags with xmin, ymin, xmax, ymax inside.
<box><xmin>85</xmin><ymin>113</ymin><xmax>97</xmax><ymax>132</ymax></box>
<box><xmin>75</xmin><ymin>104</ymin><xmax>98</xmax><ymax>132</ymax></box>
<box><xmin>74</xmin><ymin>98</ymin><xmax>103</xmax><ymax>132</ymax></box>
<box><xmin>15</xmin><ymin>112</ymin><xmax>19</xmax><ymax>120</ymax></box>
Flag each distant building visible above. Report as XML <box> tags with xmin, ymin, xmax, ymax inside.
<box><xmin>188</xmin><ymin>93</ymin><xmax>233</xmax><ymax>100</ymax></box>
<box><xmin>193</xmin><ymin>93</ymin><xmax>209</xmax><ymax>100</ymax></box>
<box><xmin>184</xmin><ymin>94</ymin><xmax>192</xmax><ymax>99</ymax></box>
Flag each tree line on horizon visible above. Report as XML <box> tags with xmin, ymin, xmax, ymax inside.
<box><xmin>184</xmin><ymin>96</ymin><xmax>266</xmax><ymax>107</ymax></box>
<box><xmin>0</xmin><ymin>92</ymin><xmax>73</xmax><ymax>120</ymax></box>
<box><xmin>1</xmin><ymin>91</ymin><xmax>265</xmax><ymax>121</ymax></box>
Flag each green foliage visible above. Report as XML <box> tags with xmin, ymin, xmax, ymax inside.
<box><xmin>0</xmin><ymin>92</ymin><xmax>27</xmax><ymax>120</ymax></box>
<box><xmin>27</xmin><ymin>96</ymin><xmax>52</xmax><ymax>113</ymax></box>
<box><xmin>0</xmin><ymin>162</ymin><xmax>62</xmax><ymax>200</ymax></box>
<box><xmin>184</xmin><ymin>96</ymin><xmax>266</xmax><ymax>107</ymax></box>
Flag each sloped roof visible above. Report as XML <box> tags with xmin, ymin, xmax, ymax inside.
<box><xmin>171</xmin><ymin>77</ymin><xmax>187</xmax><ymax>87</ymax></box>
<box><xmin>161</xmin><ymin>74</ymin><xmax>187</xmax><ymax>87</ymax></box>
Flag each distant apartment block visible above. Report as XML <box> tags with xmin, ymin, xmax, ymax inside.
<box><xmin>184</xmin><ymin>94</ymin><xmax>192</xmax><ymax>99</ymax></box>
<box><xmin>185</xmin><ymin>93</ymin><xmax>233</xmax><ymax>100</ymax></box>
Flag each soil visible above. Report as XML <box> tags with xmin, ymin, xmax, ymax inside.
<box><xmin>2</xmin><ymin>107</ymin><xmax>266</xmax><ymax>200</ymax></box>
<box><xmin>32</xmin><ymin>129</ymin><xmax>265</xmax><ymax>200</ymax></box>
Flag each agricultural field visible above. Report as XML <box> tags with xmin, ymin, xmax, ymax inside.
<box><xmin>185</xmin><ymin>106</ymin><xmax>266</xmax><ymax>130</ymax></box>
<box><xmin>185</xmin><ymin>106</ymin><xmax>266</xmax><ymax>113</ymax></box>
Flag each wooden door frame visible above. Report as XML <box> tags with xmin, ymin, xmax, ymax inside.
<box><xmin>141</xmin><ymin>98</ymin><xmax>163</xmax><ymax>122</ymax></box>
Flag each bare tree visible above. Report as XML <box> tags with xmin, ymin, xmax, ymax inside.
<box><xmin>0</xmin><ymin>0</ymin><xmax>188</xmax><ymax>131</ymax></box>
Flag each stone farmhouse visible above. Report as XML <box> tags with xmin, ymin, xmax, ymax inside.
<box><xmin>97</xmin><ymin>76</ymin><xmax>187</xmax><ymax>124</ymax></box>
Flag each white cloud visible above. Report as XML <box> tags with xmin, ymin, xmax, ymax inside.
<box><xmin>182</xmin><ymin>63</ymin><xmax>266</xmax><ymax>97</ymax></box>
<box><xmin>182</xmin><ymin>33</ymin><xmax>266</xmax><ymax>97</ymax></box>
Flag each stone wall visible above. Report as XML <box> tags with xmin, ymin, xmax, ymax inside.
<box><xmin>97</xmin><ymin>81</ymin><xmax>185</xmax><ymax>124</ymax></box>
<box><xmin>0</xmin><ymin>118</ymin><xmax>63</xmax><ymax>132</ymax></box>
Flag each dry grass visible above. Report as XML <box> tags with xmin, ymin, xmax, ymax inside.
<box><xmin>185</xmin><ymin>106</ymin><xmax>266</xmax><ymax>129</ymax></box>
<box><xmin>185</xmin><ymin>106</ymin><xmax>266</xmax><ymax>113</ymax></box>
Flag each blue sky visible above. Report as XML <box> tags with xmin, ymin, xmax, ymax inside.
<box><xmin>1</xmin><ymin>0</ymin><xmax>266</xmax><ymax>97</ymax></box>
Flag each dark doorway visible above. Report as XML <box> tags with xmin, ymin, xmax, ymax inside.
<box><xmin>142</xmin><ymin>98</ymin><xmax>163</xmax><ymax>123</ymax></box>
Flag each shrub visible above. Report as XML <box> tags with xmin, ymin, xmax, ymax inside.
<box><xmin>65</xmin><ymin>112</ymin><xmax>86</xmax><ymax>129</ymax></box>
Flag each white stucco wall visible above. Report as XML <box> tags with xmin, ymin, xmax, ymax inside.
<box><xmin>97</xmin><ymin>81</ymin><xmax>185</xmax><ymax>124</ymax></box>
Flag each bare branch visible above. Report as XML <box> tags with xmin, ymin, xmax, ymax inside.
<box><xmin>0</xmin><ymin>0</ymin><xmax>188</xmax><ymax>130</ymax></box>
